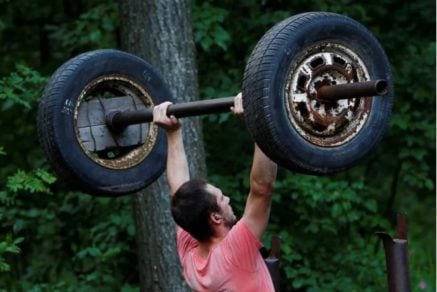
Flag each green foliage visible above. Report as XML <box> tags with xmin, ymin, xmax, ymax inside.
<box><xmin>7</xmin><ymin>169</ymin><xmax>56</xmax><ymax>194</ymax></box>
<box><xmin>193</xmin><ymin>2</ymin><xmax>231</xmax><ymax>51</ymax></box>
<box><xmin>0</xmin><ymin>0</ymin><xmax>434</xmax><ymax>290</ymax></box>
<box><xmin>0</xmin><ymin>64</ymin><xmax>47</xmax><ymax>176</ymax></box>
<box><xmin>201</xmin><ymin>0</ymin><xmax>435</xmax><ymax>290</ymax></box>
<box><xmin>0</xmin><ymin>65</ymin><xmax>47</xmax><ymax>110</ymax></box>
<box><xmin>211</xmin><ymin>168</ymin><xmax>390</xmax><ymax>290</ymax></box>
<box><xmin>0</xmin><ymin>168</ymin><xmax>56</xmax><ymax>278</ymax></box>
<box><xmin>0</xmin><ymin>178</ymin><xmax>137</xmax><ymax>289</ymax></box>
<box><xmin>269</xmin><ymin>175</ymin><xmax>389</xmax><ymax>290</ymax></box>
<box><xmin>0</xmin><ymin>1</ymin><xmax>134</xmax><ymax>289</ymax></box>
<box><xmin>47</xmin><ymin>2</ymin><xmax>118</xmax><ymax>55</ymax></box>
<box><xmin>389</xmin><ymin>41</ymin><xmax>436</xmax><ymax>193</ymax></box>
<box><xmin>0</xmin><ymin>235</ymin><xmax>24</xmax><ymax>273</ymax></box>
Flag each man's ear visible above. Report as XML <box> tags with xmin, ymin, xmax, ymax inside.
<box><xmin>210</xmin><ymin>213</ymin><xmax>222</xmax><ymax>224</ymax></box>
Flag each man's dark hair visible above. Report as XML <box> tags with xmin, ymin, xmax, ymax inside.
<box><xmin>171</xmin><ymin>178</ymin><xmax>219</xmax><ymax>242</ymax></box>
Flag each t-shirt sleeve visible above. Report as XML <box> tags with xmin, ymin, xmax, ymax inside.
<box><xmin>220</xmin><ymin>220</ymin><xmax>264</xmax><ymax>271</ymax></box>
<box><xmin>176</xmin><ymin>226</ymin><xmax>198</xmax><ymax>262</ymax></box>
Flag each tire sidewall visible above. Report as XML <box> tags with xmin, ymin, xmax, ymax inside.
<box><xmin>50</xmin><ymin>50</ymin><xmax>170</xmax><ymax>195</ymax></box>
<box><xmin>254</xmin><ymin>13</ymin><xmax>393</xmax><ymax>173</ymax></box>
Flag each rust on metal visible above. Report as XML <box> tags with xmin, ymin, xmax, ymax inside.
<box><xmin>73</xmin><ymin>75</ymin><xmax>158</xmax><ymax>170</ymax></box>
<box><xmin>376</xmin><ymin>214</ymin><xmax>411</xmax><ymax>292</ymax></box>
<box><xmin>316</xmin><ymin>79</ymin><xmax>388</xmax><ymax>102</ymax></box>
<box><xmin>285</xmin><ymin>42</ymin><xmax>373</xmax><ymax>147</ymax></box>
<box><xmin>396</xmin><ymin>213</ymin><xmax>408</xmax><ymax>240</ymax></box>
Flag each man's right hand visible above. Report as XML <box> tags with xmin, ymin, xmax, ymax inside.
<box><xmin>153</xmin><ymin>102</ymin><xmax>181</xmax><ymax>132</ymax></box>
<box><xmin>231</xmin><ymin>92</ymin><xmax>244</xmax><ymax>117</ymax></box>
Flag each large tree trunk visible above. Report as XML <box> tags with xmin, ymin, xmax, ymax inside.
<box><xmin>118</xmin><ymin>0</ymin><xmax>205</xmax><ymax>291</ymax></box>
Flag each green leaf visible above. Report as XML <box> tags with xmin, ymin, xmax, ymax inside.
<box><xmin>0</xmin><ymin>261</ymin><xmax>10</xmax><ymax>272</ymax></box>
<box><xmin>193</xmin><ymin>2</ymin><xmax>230</xmax><ymax>51</ymax></box>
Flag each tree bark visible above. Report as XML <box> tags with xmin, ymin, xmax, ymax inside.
<box><xmin>118</xmin><ymin>0</ymin><xmax>205</xmax><ymax>291</ymax></box>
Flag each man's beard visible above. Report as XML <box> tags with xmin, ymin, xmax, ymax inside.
<box><xmin>225</xmin><ymin>214</ymin><xmax>238</xmax><ymax>229</ymax></box>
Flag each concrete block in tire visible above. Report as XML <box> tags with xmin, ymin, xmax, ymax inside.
<box><xmin>37</xmin><ymin>49</ymin><xmax>172</xmax><ymax>196</ymax></box>
<box><xmin>242</xmin><ymin>12</ymin><xmax>393</xmax><ymax>174</ymax></box>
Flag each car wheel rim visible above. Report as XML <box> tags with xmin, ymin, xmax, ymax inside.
<box><xmin>285</xmin><ymin>42</ymin><xmax>373</xmax><ymax>147</ymax></box>
<box><xmin>73</xmin><ymin>75</ymin><xmax>159</xmax><ymax>169</ymax></box>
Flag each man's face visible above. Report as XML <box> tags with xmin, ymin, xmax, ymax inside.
<box><xmin>206</xmin><ymin>184</ymin><xmax>237</xmax><ymax>228</ymax></box>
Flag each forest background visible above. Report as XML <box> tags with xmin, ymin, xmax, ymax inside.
<box><xmin>0</xmin><ymin>0</ymin><xmax>435</xmax><ymax>291</ymax></box>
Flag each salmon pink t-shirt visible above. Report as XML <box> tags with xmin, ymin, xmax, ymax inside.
<box><xmin>177</xmin><ymin>220</ymin><xmax>274</xmax><ymax>292</ymax></box>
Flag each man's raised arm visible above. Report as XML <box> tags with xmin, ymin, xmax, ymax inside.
<box><xmin>242</xmin><ymin>142</ymin><xmax>278</xmax><ymax>240</ymax></box>
<box><xmin>230</xmin><ymin>92</ymin><xmax>278</xmax><ymax>239</ymax></box>
<box><xmin>153</xmin><ymin>102</ymin><xmax>189</xmax><ymax>196</ymax></box>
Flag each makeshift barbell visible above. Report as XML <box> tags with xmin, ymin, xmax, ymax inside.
<box><xmin>105</xmin><ymin>79</ymin><xmax>388</xmax><ymax>133</ymax></box>
<box><xmin>37</xmin><ymin>12</ymin><xmax>393</xmax><ymax>196</ymax></box>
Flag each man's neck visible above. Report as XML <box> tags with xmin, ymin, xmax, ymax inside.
<box><xmin>197</xmin><ymin>225</ymin><xmax>230</xmax><ymax>258</ymax></box>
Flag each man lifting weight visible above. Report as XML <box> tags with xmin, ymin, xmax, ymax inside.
<box><xmin>153</xmin><ymin>93</ymin><xmax>278</xmax><ymax>291</ymax></box>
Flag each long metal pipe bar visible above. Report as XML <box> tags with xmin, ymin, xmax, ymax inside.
<box><xmin>106</xmin><ymin>96</ymin><xmax>235</xmax><ymax>132</ymax></box>
<box><xmin>106</xmin><ymin>80</ymin><xmax>387</xmax><ymax>132</ymax></box>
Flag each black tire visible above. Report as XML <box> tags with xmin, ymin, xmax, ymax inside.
<box><xmin>242</xmin><ymin>12</ymin><xmax>393</xmax><ymax>174</ymax></box>
<box><xmin>37</xmin><ymin>49</ymin><xmax>171</xmax><ymax>196</ymax></box>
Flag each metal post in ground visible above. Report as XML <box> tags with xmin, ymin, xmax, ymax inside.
<box><xmin>377</xmin><ymin>214</ymin><xmax>411</xmax><ymax>292</ymax></box>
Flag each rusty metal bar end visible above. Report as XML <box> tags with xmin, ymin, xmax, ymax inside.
<box><xmin>317</xmin><ymin>79</ymin><xmax>388</xmax><ymax>101</ymax></box>
<box><xmin>375</xmin><ymin>79</ymin><xmax>389</xmax><ymax>96</ymax></box>
<box><xmin>396</xmin><ymin>213</ymin><xmax>408</xmax><ymax>240</ymax></box>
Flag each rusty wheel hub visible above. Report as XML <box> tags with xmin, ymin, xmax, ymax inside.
<box><xmin>286</xmin><ymin>42</ymin><xmax>372</xmax><ymax>147</ymax></box>
<box><xmin>74</xmin><ymin>75</ymin><xmax>158</xmax><ymax>169</ymax></box>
